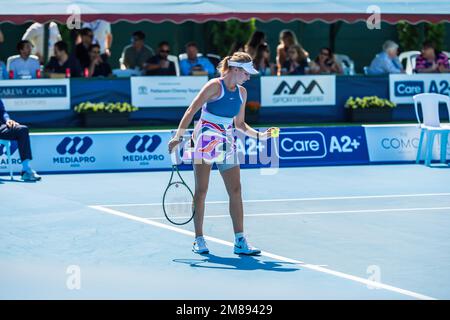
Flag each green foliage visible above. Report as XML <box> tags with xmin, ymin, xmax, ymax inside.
<box><xmin>397</xmin><ymin>22</ymin><xmax>421</xmax><ymax>51</ymax></box>
<box><xmin>345</xmin><ymin>96</ymin><xmax>396</xmax><ymax>109</ymax></box>
<box><xmin>74</xmin><ymin>102</ymin><xmax>138</xmax><ymax>113</ymax></box>
<box><xmin>425</xmin><ymin>23</ymin><xmax>446</xmax><ymax>51</ymax></box>
<box><xmin>209</xmin><ymin>19</ymin><xmax>256</xmax><ymax>57</ymax></box>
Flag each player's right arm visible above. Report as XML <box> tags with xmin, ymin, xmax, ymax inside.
<box><xmin>168</xmin><ymin>79</ymin><xmax>220</xmax><ymax>153</ymax></box>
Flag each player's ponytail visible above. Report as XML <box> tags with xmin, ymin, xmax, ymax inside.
<box><xmin>217</xmin><ymin>56</ymin><xmax>232</xmax><ymax>75</ymax></box>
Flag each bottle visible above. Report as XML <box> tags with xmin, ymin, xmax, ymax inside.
<box><xmin>9</xmin><ymin>70</ymin><xmax>14</xmax><ymax>79</ymax></box>
<box><xmin>83</xmin><ymin>67</ymin><xmax>89</xmax><ymax>78</ymax></box>
<box><xmin>36</xmin><ymin>68</ymin><xmax>41</xmax><ymax>79</ymax></box>
<box><xmin>65</xmin><ymin>68</ymin><xmax>71</xmax><ymax>78</ymax></box>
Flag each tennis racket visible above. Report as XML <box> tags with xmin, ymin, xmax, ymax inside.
<box><xmin>162</xmin><ymin>162</ymin><xmax>195</xmax><ymax>225</ymax></box>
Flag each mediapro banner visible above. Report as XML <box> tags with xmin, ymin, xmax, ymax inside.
<box><xmin>0</xmin><ymin>131</ymin><xmax>173</xmax><ymax>174</ymax></box>
<box><xmin>261</xmin><ymin>75</ymin><xmax>336</xmax><ymax>107</ymax></box>
<box><xmin>131</xmin><ymin>76</ymin><xmax>207</xmax><ymax>107</ymax></box>
<box><xmin>364</xmin><ymin>124</ymin><xmax>450</xmax><ymax>162</ymax></box>
<box><xmin>0</xmin><ymin>79</ymin><xmax>70</xmax><ymax>111</ymax></box>
<box><xmin>389</xmin><ymin>74</ymin><xmax>450</xmax><ymax>104</ymax></box>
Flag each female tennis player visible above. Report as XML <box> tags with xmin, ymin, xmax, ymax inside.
<box><xmin>168</xmin><ymin>52</ymin><xmax>278</xmax><ymax>255</ymax></box>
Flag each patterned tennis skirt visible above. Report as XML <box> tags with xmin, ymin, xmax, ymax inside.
<box><xmin>190</xmin><ymin>112</ymin><xmax>237</xmax><ymax>165</ymax></box>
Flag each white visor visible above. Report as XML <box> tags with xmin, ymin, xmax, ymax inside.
<box><xmin>228</xmin><ymin>61</ymin><xmax>259</xmax><ymax>75</ymax></box>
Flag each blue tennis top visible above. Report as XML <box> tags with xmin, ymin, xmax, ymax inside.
<box><xmin>204</xmin><ymin>79</ymin><xmax>243</xmax><ymax>118</ymax></box>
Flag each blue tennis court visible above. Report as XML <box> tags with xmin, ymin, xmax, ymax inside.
<box><xmin>1</xmin><ymin>163</ymin><xmax>449</xmax><ymax>300</ymax></box>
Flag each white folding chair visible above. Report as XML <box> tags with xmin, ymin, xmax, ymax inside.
<box><xmin>399</xmin><ymin>50</ymin><xmax>421</xmax><ymax>75</ymax></box>
<box><xmin>413</xmin><ymin>93</ymin><xmax>450</xmax><ymax>166</ymax></box>
<box><xmin>335</xmin><ymin>54</ymin><xmax>355</xmax><ymax>75</ymax></box>
<box><xmin>0</xmin><ymin>139</ymin><xmax>14</xmax><ymax>180</ymax></box>
<box><xmin>178</xmin><ymin>53</ymin><xmax>202</xmax><ymax>61</ymax></box>
<box><xmin>167</xmin><ymin>54</ymin><xmax>180</xmax><ymax>76</ymax></box>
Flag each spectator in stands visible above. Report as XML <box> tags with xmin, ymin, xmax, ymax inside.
<box><xmin>87</xmin><ymin>44</ymin><xmax>112</xmax><ymax>77</ymax></box>
<box><xmin>0</xmin><ymin>28</ymin><xmax>4</xmax><ymax>43</ymax></box>
<box><xmin>367</xmin><ymin>40</ymin><xmax>404</xmax><ymax>75</ymax></box>
<box><xmin>311</xmin><ymin>47</ymin><xmax>343</xmax><ymax>74</ymax></box>
<box><xmin>415</xmin><ymin>40</ymin><xmax>450</xmax><ymax>73</ymax></box>
<box><xmin>22</xmin><ymin>22</ymin><xmax>62</xmax><ymax>64</ymax></box>
<box><xmin>8</xmin><ymin>40</ymin><xmax>41</xmax><ymax>79</ymax></box>
<box><xmin>45</xmin><ymin>41</ymin><xmax>82</xmax><ymax>77</ymax></box>
<box><xmin>281</xmin><ymin>44</ymin><xmax>311</xmax><ymax>75</ymax></box>
<box><xmin>75</xmin><ymin>27</ymin><xmax>94</xmax><ymax>69</ymax></box>
<box><xmin>179</xmin><ymin>42</ymin><xmax>215</xmax><ymax>76</ymax></box>
<box><xmin>144</xmin><ymin>41</ymin><xmax>176</xmax><ymax>76</ymax></box>
<box><xmin>245</xmin><ymin>31</ymin><xmax>266</xmax><ymax>59</ymax></box>
<box><xmin>120</xmin><ymin>31</ymin><xmax>154</xmax><ymax>71</ymax></box>
<box><xmin>253</xmin><ymin>43</ymin><xmax>275</xmax><ymax>76</ymax></box>
<box><xmin>82</xmin><ymin>20</ymin><xmax>113</xmax><ymax>58</ymax></box>
<box><xmin>0</xmin><ymin>98</ymin><xmax>41</xmax><ymax>181</ymax></box>
<box><xmin>0</xmin><ymin>61</ymin><xmax>7</xmax><ymax>79</ymax></box>
<box><xmin>228</xmin><ymin>41</ymin><xmax>245</xmax><ymax>56</ymax></box>
<box><xmin>276</xmin><ymin>29</ymin><xmax>309</xmax><ymax>75</ymax></box>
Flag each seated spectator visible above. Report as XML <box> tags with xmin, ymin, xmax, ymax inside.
<box><xmin>120</xmin><ymin>31</ymin><xmax>154</xmax><ymax>71</ymax></box>
<box><xmin>311</xmin><ymin>47</ymin><xmax>343</xmax><ymax>74</ymax></box>
<box><xmin>45</xmin><ymin>41</ymin><xmax>82</xmax><ymax>77</ymax></box>
<box><xmin>8</xmin><ymin>40</ymin><xmax>41</xmax><ymax>79</ymax></box>
<box><xmin>415</xmin><ymin>40</ymin><xmax>450</xmax><ymax>73</ymax></box>
<box><xmin>82</xmin><ymin>19</ymin><xmax>113</xmax><ymax>58</ymax></box>
<box><xmin>367</xmin><ymin>40</ymin><xmax>404</xmax><ymax>75</ymax></box>
<box><xmin>281</xmin><ymin>44</ymin><xmax>311</xmax><ymax>75</ymax></box>
<box><xmin>253</xmin><ymin>43</ymin><xmax>275</xmax><ymax>76</ymax></box>
<box><xmin>1</xmin><ymin>60</ymin><xmax>9</xmax><ymax>79</ymax></box>
<box><xmin>179</xmin><ymin>42</ymin><xmax>215</xmax><ymax>76</ymax></box>
<box><xmin>245</xmin><ymin>31</ymin><xmax>266</xmax><ymax>59</ymax></box>
<box><xmin>87</xmin><ymin>44</ymin><xmax>112</xmax><ymax>77</ymax></box>
<box><xmin>144</xmin><ymin>41</ymin><xmax>176</xmax><ymax>76</ymax></box>
<box><xmin>0</xmin><ymin>98</ymin><xmax>41</xmax><ymax>181</ymax></box>
<box><xmin>75</xmin><ymin>27</ymin><xmax>94</xmax><ymax>69</ymax></box>
<box><xmin>276</xmin><ymin>29</ymin><xmax>309</xmax><ymax>75</ymax></box>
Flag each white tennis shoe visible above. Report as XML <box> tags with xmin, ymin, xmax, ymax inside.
<box><xmin>234</xmin><ymin>237</ymin><xmax>261</xmax><ymax>256</ymax></box>
<box><xmin>192</xmin><ymin>237</ymin><xmax>209</xmax><ymax>254</ymax></box>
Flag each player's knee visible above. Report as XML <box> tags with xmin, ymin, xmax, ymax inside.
<box><xmin>194</xmin><ymin>188</ymin><xmax>208</xmax><ymax>200</ymax></box>
<box><xmin>229</xmin><ymin>183</ymin><xmax>242</xmax><ymax>197</ymax></box>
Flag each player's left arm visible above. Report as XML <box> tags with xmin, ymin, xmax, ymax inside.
<box><xmin>234</xmin><ymin>86</ymin><xmax>277</xmax><ymax>140</ymax></box>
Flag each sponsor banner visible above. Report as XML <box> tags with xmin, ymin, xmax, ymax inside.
<box><xmin>0</xmin><ymin>131</ymin><xmax>172</xmax><ymax>174</ymax></box>
<box><xmin>131</xmin><ymin>76</ymin><xmax>207</xmax><ymax>107</ymax></box>
<box><xmin>364</xmin><ymin>124</ymin><xmax>450</xmax><ymax>162</ymax></box>
<box><xmin>389</xmin><ymin>74</ymin><xmax>450</xmax><ymax>104</ymax></box>
<box><xmin>0</xmin><ymin>79</ymin><xmax>70</xmax><ymax>111</ymax></box>
<box><xmin>261</xmin><ymin>75</ymin><xmax>336</xmax><ymax>107</ymax></box>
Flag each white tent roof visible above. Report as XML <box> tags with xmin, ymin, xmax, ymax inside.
<box><xmin>0</xmin><ymin>0</ymin><xmax>449</xmax><ymax>24</ymax></box>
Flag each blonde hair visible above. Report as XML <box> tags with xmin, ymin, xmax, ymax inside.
<box><xmin>217</xmin><ymin>52</ymin><xmax>252</xmax><ymax>75</ymax></box>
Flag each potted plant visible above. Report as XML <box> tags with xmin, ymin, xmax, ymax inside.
<box><xmin>245</xmin><ymin>100</ymin><xmax>261</xmax><ymax>124</ymax></box>
<box><xmin>74</xmin><ymin>101</ymin><xmax>138</xmax><ymax>127</ymax></box>
<box><xmin>344</xmin><ymin>96</ymin><xmax>396</xmax><ymax>123</ymax></box>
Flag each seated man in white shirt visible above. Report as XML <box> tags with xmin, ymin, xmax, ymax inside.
<box><xmin>8</xmin><ymin>40</ymin><xmax>41</xmax><ymax>79</ymax></box>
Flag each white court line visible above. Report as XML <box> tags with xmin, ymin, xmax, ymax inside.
<box><xmin>142</xmin><ymin>206</ymin><xmax>450</xmax><ymax>221</ymax></box>
<box><xmin>89</xmin><ymin>205</ymin><xmax>436</xmax><ymax>300</ymax></box>
<box><xmin>95</xmin><ymin>192</ymin><xmax>450</xmax><ymax>207</ymax></box>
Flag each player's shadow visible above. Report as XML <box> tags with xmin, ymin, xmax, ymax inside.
<box><xmin>173</xmin><ymin>253</ymin><xmax>299</xmax><ymax>272</ymax></box>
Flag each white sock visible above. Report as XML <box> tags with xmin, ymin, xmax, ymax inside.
<box><xmin>235</xmin><ymin>232</ymin><xmax>244</xmax><ymax>242</ymax></box>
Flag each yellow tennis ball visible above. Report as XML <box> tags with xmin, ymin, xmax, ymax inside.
<box><xmin>272</xmin><ymin>128</ymin><xmax>280</xmax><ymax>138</ymax></box>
